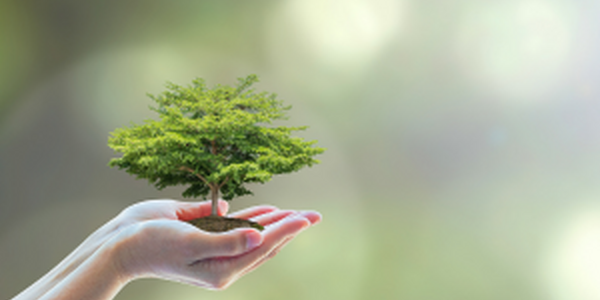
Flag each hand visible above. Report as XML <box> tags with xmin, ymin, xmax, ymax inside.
<box><xmin>12</xmin><ymin>200</ymin><xmax>321</xmax><ymax>300</ymax></box>
<box><xmin>110</xmin><ymin>200</ymin><xmax>321</xmax><ymax>290</ymax></box>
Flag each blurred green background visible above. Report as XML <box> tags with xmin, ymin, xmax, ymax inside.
<box><xmin>2</xmin><ymin>0</ymin><xmax>600</xmax><ymax>299</ymax></box>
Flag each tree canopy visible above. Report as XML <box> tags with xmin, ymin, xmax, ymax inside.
<box><xmin>108</xmin><ymin>74</ymin><xmax>324</xmax><ymax>214</ymax></box>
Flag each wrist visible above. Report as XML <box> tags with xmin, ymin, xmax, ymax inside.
<box><xmin>35</xmin><ymin>236</ymin><xmax>129</xmax><ymax>300</ymax></box>
<box><xmin>105</xmin><ymin>222</ymin><xmax>146</xmax><ymax>282</ymax></box>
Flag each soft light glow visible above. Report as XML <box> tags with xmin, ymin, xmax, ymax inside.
<box><xmin>289</xmin><ymin>0</ymin><xmax>401</xmax><ymax>67</ymax></box>
<box><xmin>541</xmin><ymin>208</ymin><xmax>600</xmax><ymax>300</ymax></box>
<box><xmin>64</xmin><ymin>46</ymin><xmax>253</xmax><ymax>150</ymax></box>
<box><xmin>67</xmin><ymin>46</ymin><xmax>195</xmax><ymax>138</ymax></box>
<box><xmin>267</xmin><ymin>0</ymin><xmax>403</xmax><ymax>71</ymax></box>
<box><xmin>455</xmin><ymin>1</ymin><xmax>575</xmax><ymax>105</ymax></box>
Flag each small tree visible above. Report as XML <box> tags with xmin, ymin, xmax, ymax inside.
<box><xmin>108</xmin><ymin>75</ymin><xmax>324</xmax><ymax>216</ymax></box>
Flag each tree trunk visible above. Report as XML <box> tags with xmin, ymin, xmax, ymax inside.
<box><xmin>210</xmin><ymin>185</ymin><xmax>219</xmax><ymax>216</ymax></box>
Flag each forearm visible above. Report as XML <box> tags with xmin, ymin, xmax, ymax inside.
<box><xmin>11</xmin><ymin>214</ymin><xmax>127</xmax><ymax>300</ymax></box>
<box><xmin>38</xmin><ymin>241</ymin><xmax>129</xmax><ymax>300</ymax></box>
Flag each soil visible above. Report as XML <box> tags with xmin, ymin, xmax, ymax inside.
<box><xmin>187</xmin><ymin>215</ymin><xmax>264</xmax><ymax>232</ymax></box>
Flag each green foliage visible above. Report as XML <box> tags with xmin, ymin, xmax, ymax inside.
<box><xmin>108</xmin><ymin>74</ymin><xmax>324</xmax><ymax>200</ymax></box>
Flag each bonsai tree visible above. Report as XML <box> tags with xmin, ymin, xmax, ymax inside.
<box><xmin>107</xmin><ymin>74</ymin><xmax>324</xmax><ymax>231</ymax></box>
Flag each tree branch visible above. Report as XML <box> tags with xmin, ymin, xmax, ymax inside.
<box><xmin>217</xmin><ymin>176</ymin><xmax>230</xmax><ymax>190</ymax></box>
<box><xmin>179</xmin><ymin>166</ymin><xmax>209</xmax><ymax>185</ymax></box>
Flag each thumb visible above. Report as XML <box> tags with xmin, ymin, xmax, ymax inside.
<box><xmin>175</xmin><ymin>200</ymin><xmax>229</xmax><ymax>221</ymax></box>
<box><xmin>193</xmin><ymin>229</ymin><xmax>263</xmax><ymax>259</ymax></box>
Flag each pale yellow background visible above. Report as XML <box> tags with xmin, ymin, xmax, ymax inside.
<box><xmin>2</xmin><ymin>1</ymin><xmax>600</xmax><ymax>299</ymax></box>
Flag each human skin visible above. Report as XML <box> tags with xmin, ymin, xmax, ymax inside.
<box><xmin>10</xmin><ymin>200</ymin><xmax>321</xmax><ymax>300</ymax></box>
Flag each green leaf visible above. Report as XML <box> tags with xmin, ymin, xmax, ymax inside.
<box><xmin>107</xmin><ymin>75</ymin><xmax>325</xmax><ymax>201</ymax></box>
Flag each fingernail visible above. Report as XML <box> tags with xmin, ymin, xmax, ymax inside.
<box><xmin>295</xmin><ymin>216</ymin><xmax>311</xmax><ymax>230</ymax></box>
<box><xmin>302</xmin><ymin>211</ymin><xmax>322</xmax><ymax>225</ymax></box>
<box><xmin>245</xmin><ymin>230</ymin><xmax>262</xmax><ymax>249</ymax></box>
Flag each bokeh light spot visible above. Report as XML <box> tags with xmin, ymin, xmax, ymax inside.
<box><xmin>285</xmin><ymin>0</ymin><xmax>401</xmax><ymax>67</ymax></box>
<box><xmin>65</xmin><ymin>46</ymin><xmax>254</xmax><ymax>151</ymax></box>
<box><xmin>542</xmin><ymin>207</ymin><xmax>600</xmax><ymax>300</ymax></box>
<box><xmin>455</xmin><ymin>1</ymin><xmax>575</xmax><ymax>105</ymax></box>
<box><xmin>265</xmin><ymin>0</ymin><xmax>404</xmax><ymax>89</ymax></box>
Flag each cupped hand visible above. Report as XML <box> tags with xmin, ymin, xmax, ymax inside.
<box><xmin>10</xmin><ymin>199</ymin><xmax>321</xmax><ymax>300</ymax></box>
<box><xmin>110</xmin><ymin>200</ymin><xmax>321</xmax><ymax>290</ymax></box>
<box><xmin>116</xmin><ymin>199</ymin><xmax>231</xmax><ymax>225</ymax></box>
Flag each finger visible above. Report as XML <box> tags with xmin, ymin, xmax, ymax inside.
<box><xmin>241</xmin><ymin>213</ymin><xmax>316</xmax><ymax>276</ymax></box>
<box><xmin>250</xmin><ymin>210</ymin><xmax>296</xmax><ymax>227</ymax></box>
<box><xmin>217</xmin><ymin>201</ymin><xmax>229</xmax><ymax>216</ymax></box>
<box><xmin>241</xmin><ymin>235</ymin><xmax>294</xmax><ymax>276</ymax></box>
<box><xmin>189</xmin><ymin>228</ymin><xmax>263</xmax><ymax>261</ymax></box>
<box><xmin>176</xmin><ymin>200</ymin><xmax>229</xmax><ymax>221</ymax></box>
<box><xmin>231</xmin><ymin>215</ymin><xmax>310</xmax><ymax>269</ymax></box>
<box><xmin>227</xmin><ymin>205</ymin><xmax>278</xmax><ymax>220</ymax></box>
<box><xmin>265</xmin><ymin>236</ymin><xmax>293</xmax><ymax>259</ymax></box>
<box><xmin>298</xmin><ymin>210</ymin><xmax>322</xmax><ymax>225</ymax></box>
<box><xmin>261</xmin><ymin>213</ymin><xmax>310</xmax><ymax>238</ymax></box>
<box><xmin>245</xmin><ymin>212</ymin><xmax>319</xmax><ymax>272</ymax></box>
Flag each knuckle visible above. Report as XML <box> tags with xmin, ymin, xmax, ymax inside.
<box><xmin>220</xmin><ymin>234</ymin><xmax>245</xmax><ymax>254</ymax></box>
